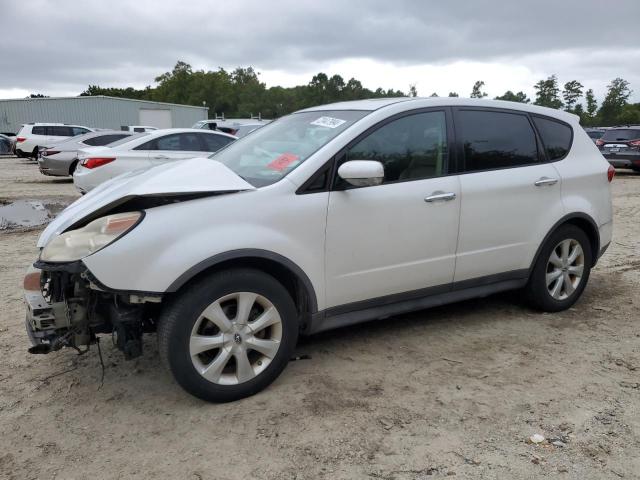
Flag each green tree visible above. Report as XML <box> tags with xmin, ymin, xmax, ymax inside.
<box><xmin>470</xmin><ymin>81</ymin><xmax>487</xmax><ymax>98</ymax></box>
<box><xmin>562</xmin><ymin>80</ymin><xmax>584</xmax><ymax>112</ymax></box>
<box><xmin>599</xmin><ymin>78</ymin><xmax>632</xmax><ymax>125</ymax></box>
<box><xmin>28</xmin><ymin>93</ymin><xmax>49</xmax><ymax>98</ymax></box>
<box><xmin>448</xmin><ymin>92</ymin><xmax>459</xmax><ymax>97</ymax></box>
<box><xmin>408</xmin><ymin>84</ymin><xmax>418</xmax><ymax>97</ymax></box>
<box><xmin>430</xmin><ymin>92</ymin><xmax>439</xmax><ymax>97</ymax></box>
<box><xmin>585</xmin><ymin>89</ymin><xmax>598</xmax><ymax>118</ymax></box>
<box><xmin>494</xmin><ymin>90</ymin><xmax>530</xmax><ymax>103</ymax></box>
<box><xmin>617</xmin><ymin>104</ymin><xmax>640</xmax><ymax>125</ymax></box>
<box><xmin>534</xmin><ymin>75</ymin><xmax>563</xmax><ymax>109</ymax></box>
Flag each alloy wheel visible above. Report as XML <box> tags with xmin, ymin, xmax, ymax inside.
<box><xmin>546</xmin><ymin>239</ymin><xmax>585</xmax><ymax>301</ymax></box>
<box><xmin>189</xmin><ymin>292</ymin><xmax>283</xmax><ymax>385</ymax></box>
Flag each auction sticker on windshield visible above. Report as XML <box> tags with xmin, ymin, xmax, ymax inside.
<box><xmin>310</xmin><ymin>116</ymin><xmax>347</xmax><ymax>129</ymax></box>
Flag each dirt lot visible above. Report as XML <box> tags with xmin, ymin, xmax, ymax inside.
<box><xmin>0</xmin><ymin>155</ymin><xmax>638</xmax><ymax>480</ymax></box>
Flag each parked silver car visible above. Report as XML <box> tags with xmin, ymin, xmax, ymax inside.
<box><xmin>38</xmin><ymin>130</ymin><xmax>134</xmax><ymax>177</ymax></box>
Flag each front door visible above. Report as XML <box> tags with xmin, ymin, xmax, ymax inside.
<box><xmin>325</xmin><ymin>110</ymin><xmax>461</xmax><ymax>308</ymax></box>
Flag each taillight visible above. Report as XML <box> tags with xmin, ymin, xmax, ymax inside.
<box><xmin>81</xmin><ymin>157</ymin><xmax>115</xmax><ymax>169</ymax></box>
<box><xmin>16</xmin><ymin>137</ymin><xmax>26</xmax><ymax>143</ymax></box>
<box><xmin>42</xmin><ymin>150</ymin><xmax>59</xmax><ymax>157</ymax></box>
<box><xmin>629</xmin><ymin>140</ymin><xmax>640</xmax><ymax>147</ymax></box>
<box><xmin>607</xmin><ymin>165</ymin><xmax>615</xmax><ymax>182</ymax></box>
<box><xmin>596</xmin><ymin>139</ymin><xmax>604</xmax><ymax>147</ymax></box>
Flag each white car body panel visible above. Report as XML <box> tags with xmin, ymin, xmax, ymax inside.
<box><xmin>83</xmin><ymin>178</ymin><xmax>328</xmax><ymax>306</ymax></box>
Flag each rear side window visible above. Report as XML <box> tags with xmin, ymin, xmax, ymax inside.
<box><xmin>457</xmin><ymin>110</ymin><xmax>539</xmax><ymax>172</ymax></box>
<box><xmin>48</xmin><ymin>126</ymin><xmax>72</xmax><ymax>136</ymax></box>
<box><xmin>532</xmin><ymin>117</ymin><xmax>572</xmax><ymax>160</ymax></box>
<box><xmin>198</xmin><ymin>133</ymin><xmax>235</xmax><ymax>152</ymax></box>
<box><xmin>601</xmin><ymin>129</ymin><xmax>640</xmax><ymax>142</ymax></box>
<box><xmin>32</xmin><ymin>126</ymin><xmax>45</xmax><ymax>135</ymax></box>
<box><xmin>84</xmin><ymin>134</ymin><xmax>129</xmax><ymax>146</ymax></box>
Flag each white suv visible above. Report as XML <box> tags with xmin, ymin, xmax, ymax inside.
<box><xmin>16</xmin><ymin>123</ymin><xmax>93</xmax><ymax>158</ymax></box>
<box><xmin>24</xmin><ymin>98</ymin><xmax>614</xmax><ymax>402</ymax></box>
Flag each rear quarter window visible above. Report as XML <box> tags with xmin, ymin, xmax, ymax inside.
<box><xmin>32</xmin><ymin>126</ymin><xmax>45</xmax><ymax>135</ymax></box>
<box><xmin>532</xmin><ymin>116</ymin><xmax>573</xmax><ymax>160</ymax></box>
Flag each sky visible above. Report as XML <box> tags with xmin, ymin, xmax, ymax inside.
<box><xmin>2</xmin><ymin>0</ymin><xmax>640</xmax><ymax>103</ymax></box>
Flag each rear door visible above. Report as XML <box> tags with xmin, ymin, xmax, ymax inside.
<box><xmin>452</xmin><ymin>108</ymin><xmax>564</xmax><ymax>282</ymax></box>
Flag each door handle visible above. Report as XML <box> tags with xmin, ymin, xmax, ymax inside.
<box><xmin>153</xmin><ymin>155</ymin><xmax>170</xmax><ymax>160</ymax></box>
<box><xmin>424</xmin><ymin>192</ymin><xmax>456</xmax><ymax>202</ymax></box>
<box><xmin>534</xmin><ymin>177</ymin><xmax>558</xmax><ymax>187</ymax></box>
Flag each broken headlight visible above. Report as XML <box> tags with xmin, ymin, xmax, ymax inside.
<box><xmin>40</xmin><ymin>212</ymin><xmax>142</xmax><ymax>263</ymax></box>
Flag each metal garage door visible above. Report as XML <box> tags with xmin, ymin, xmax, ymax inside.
<box><xmin>139</xmin><ymin>109</ymin><xmax>172</xmax><ymax>129</ymax></box>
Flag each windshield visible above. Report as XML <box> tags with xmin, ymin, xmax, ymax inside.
<box><xmin>601</xmin><ymin>129</ymin><xmax>640</xmax><ymax>142</ymax></box>
<box><xmin>209</xmin><ymin>110</ymin><xmax>368</xmax><ymax>186</ymax></box>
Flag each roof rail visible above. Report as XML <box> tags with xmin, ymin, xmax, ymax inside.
<box><xmin>250</xmin><ymin>113</ymin><xmax>262</xmax><ymax>121</ymax></box>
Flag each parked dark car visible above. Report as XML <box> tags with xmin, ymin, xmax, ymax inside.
<box><xmin>0</xmin><ymin>134</ymin><xmax>13</xmax><ymax>154</ymax></box>
<box><xmin>597</xmin><ymin>125</ymin><xmax>640</xmax><ymax>172</ymax></box>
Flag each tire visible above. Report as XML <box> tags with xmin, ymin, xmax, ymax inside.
<box><xmin>525</xmin><ymin>224</ymin><xmax>592</xmax><ymax>312</ymax></box>
<box><xmin>158</xmin><ymin>268</ymin><xmax>298</xmax><ymax>402</ymax></box>
<box><xmin>31</xmin><ymin>147</ymin><xmax>39</xmax><ymax>160</ymax></box>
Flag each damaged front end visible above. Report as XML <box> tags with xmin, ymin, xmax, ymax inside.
<box><xmin>24</xmin><ymin>261</ymin><xmax>161</xmax><ymax>360</ymax></box>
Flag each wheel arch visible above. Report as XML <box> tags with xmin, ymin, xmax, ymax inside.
<box><xmin>165</xmin><ymin>249</ymin><xmax>318</xmax><ymax>324</ymax></box>
<box><xmin>530</xmin><ymin>213</ymin><xmax>601</xmax><ymax>272</ymax></box>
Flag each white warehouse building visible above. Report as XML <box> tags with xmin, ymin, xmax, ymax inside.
<box><xmin>0</xmin><ymin>95</ymin><xmax>209</xmax><ymax>134</ymax></box>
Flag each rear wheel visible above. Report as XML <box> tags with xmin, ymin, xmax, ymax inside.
<box><xmin>158</xmin><ymin>269</ymin><xmax>298</xmax><ymax>402</ymax></box>
<box><xmin>525</xmin><ymin>224</ymin><xmax>592</xmax><ymax>312</ymax></box>
<box><xmin>31</xmin><ymin>147</ymin><xmax>39</xmax><ymax>160</ymax></box>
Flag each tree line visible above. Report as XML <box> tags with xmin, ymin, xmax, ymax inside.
<box><xmin>74</xmin><ymin>61</ymin><xmax>638</xmax><ymax>127</ymax></box>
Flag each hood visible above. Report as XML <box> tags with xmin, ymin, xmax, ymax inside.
<box><xmin>37</xmin><ymin>157</ymin><xmax>256</xmax><ymax>248</ymax></box>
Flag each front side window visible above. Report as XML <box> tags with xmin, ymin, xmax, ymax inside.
<box><xmin>137</xmin><ymin>133</ymin><xmax>201</xmax><ymax>151</ymax></box>
<box><xmin>533</xmin><ymin>116</ymin><xmax>572</xmax><ymax>160</ymax></box>
<box><xmin>211</xmin><ymin>110</ymin><xmax>368</xmax><ymax>187</ymax></box>
<box><xmin>458</xmin><ymin>110</ymin><xmax>539</xmax><ymax>172</ymax></box>
<box><xmin>343</xmin><ymin>111</ymin><xmax>447</xmax><ymax>184</ymax></box>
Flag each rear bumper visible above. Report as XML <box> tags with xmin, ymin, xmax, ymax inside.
<box><xmin>602</xmin><ymin>152</ymin><xmax>640</xmax><ymax>169</ymax></box>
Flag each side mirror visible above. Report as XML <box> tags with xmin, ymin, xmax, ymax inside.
<box><xmin>337</xmin><ymin>160</ymin><xmax>384</xmax><ymax>187</ymax></box>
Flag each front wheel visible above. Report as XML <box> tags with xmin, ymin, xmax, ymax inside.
<box><xmin>525</xmin><ymin>224</ymin><xmax>592</xmax><ymax>312</ymax></box>
<box><xmin>158</xmin><ymin>269</ymin><xmax>298</xmax><ymax>402</ymax></box>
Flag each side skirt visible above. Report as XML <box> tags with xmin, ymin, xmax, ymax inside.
<box><xmin>305</xmin><ymin>270</ymin><xmax>529</xmax><ymax>335</ymax></box>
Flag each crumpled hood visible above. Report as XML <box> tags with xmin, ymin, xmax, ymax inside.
<box><xmin>37</xmin><ymin>157</ymin><xmax>256</xmax><ymax>248</ymax></box>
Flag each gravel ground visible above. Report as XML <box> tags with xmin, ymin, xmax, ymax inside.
<box><xmin>0</xmin><ymin>155</ymin><xmax>638</xmax><ymax>480</ymax></box>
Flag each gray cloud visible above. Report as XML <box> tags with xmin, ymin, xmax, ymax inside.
<box><xmin>2</xmin><ymin>0</ymin><xmax>639</xmax><ymax>99</ymax></box>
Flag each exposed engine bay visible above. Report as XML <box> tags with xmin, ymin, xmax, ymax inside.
<box><xmin>25</xmin><ymin>261</ymin><xmax>162</xmax><ymax>360</ymax></box>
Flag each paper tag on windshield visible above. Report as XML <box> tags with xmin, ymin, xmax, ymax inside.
<box><xmin>310</xmin><ymin>116</ymin><xmax>346</xmax><ymax>129</ymax></box>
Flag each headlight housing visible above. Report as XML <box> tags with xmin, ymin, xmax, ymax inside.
<box><xmin>40</xmin><ymin>212</ymin><xmax>142</xmax><ymax>263</ymax></box>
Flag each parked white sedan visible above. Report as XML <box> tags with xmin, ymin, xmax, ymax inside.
<box><xmin>73</xmin><ymin>128</ymin><xmax>237</xmax><ymax>192</ymax></box>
